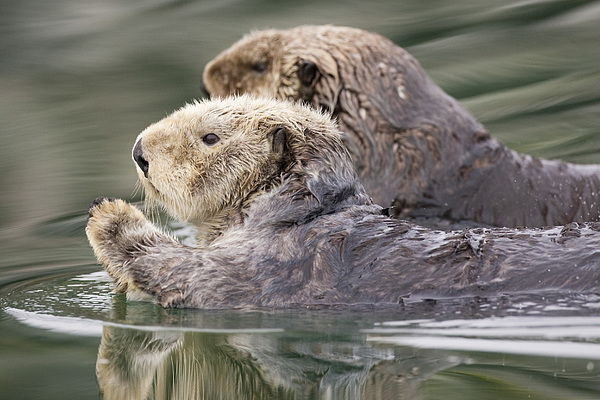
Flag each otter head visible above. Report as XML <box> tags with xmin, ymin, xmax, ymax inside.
<box><xmin>132</xmin><ymin>95</ymin><xmax>358</xmax><ymax>244</ymax></box>
<box><xmin>201</xmin><ymin>30</ymin><xmax>288</xmax><ymax>99</ymax></box>
<box><xmin>203</xmin><ymin>26</ymin><xmax>349</xmax><ymax>111</ymax></box>
<box><xmin>132</xmin><ymin>96</ymin><xmax>293</xmax><ymax>242</ymax></box>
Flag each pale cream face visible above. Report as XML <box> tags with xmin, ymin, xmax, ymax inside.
<box><xmin>133</xmin><ymin>99</ymin><xmax>279</xmax><ymax>225</ymax></box>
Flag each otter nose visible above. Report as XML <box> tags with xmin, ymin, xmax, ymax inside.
<box><xmin>200</xmin><ymin>81</ymin><xmax>211</xmax><ymax>99</ymax></box>
<box><xmin>132</xmin><ymin>139</ymin><xmax>149</xmax><ymax>178</ymax></box>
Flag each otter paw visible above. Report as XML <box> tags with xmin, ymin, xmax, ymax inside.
<box><xmin>87</xmin><ymin>197</ymin><xmax>143</xmax><ymax>227</ymax></box>
<box><xmin>86</xmin><ymin>197</ymin><xmax>180</xmax><ymax>299</ymax></box>
<box><xmin>86</xmin><ymin>197</ymin><xmax>150</xmax><ymax>254</ymax></box>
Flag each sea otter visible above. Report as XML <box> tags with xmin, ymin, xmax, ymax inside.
<box><xmin>202</xmin><ymin>25</ymin><xmax>600</xmax><ymax>228</ymax></box>
<box><xmin>86</xmin><ymin>96</ymin><xmax>600</xmax><ymax>309</ymax></box>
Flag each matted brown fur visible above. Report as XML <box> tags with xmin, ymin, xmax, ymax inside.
<box><xmin>86</xmin><ymin>96</ymin><xmax>600</xmax><ymax>309</ymax></box>
<box><xmin>203</xmin><ymin>26</ymin><xmax>600</xmax><ymax>228</ymax></box>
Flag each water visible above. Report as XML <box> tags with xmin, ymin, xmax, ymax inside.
<box><xmin>1</xmin><ymin>0</ymin><xmax>600</xmax><ymax>398</ymax></box>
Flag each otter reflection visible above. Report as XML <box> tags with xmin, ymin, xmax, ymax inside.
<box><xmin>96</xmin><ymin>324</ymin><xmax>447</xmax><ymax>400</ymax></box>
<box><xmin>95</xmin><ymin>292</ymin><xmax>600</xmax><ymax>399</ymax></box>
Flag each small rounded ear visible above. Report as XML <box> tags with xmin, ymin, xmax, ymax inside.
<box><xmin>269</xmin><ymin>126</ymin><xmax>287</xmax><ymax>158</ymax></box>
<box><xmin>297</xmin><ymin>60</ymin><xmax>319</xmax><ymax>88</ymax></box>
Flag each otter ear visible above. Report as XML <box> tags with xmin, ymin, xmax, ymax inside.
<box><xmin>297</xmin><ymin>60</ymin><xmax>319</xmax><ymax>88</ymax></box>
<box><xmin>269</xmin><ymin>126</ymin><xmax>287</xmax><ymax>158</ymax></box>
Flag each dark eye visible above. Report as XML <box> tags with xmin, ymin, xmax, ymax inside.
<box><xmin>202</xmin><ymin>133</ymin><xmax>220</xmax><ymax>146</ymax></box>
<box><xmin>252</xmin><ymin>62</ymin><xmax>267</xmax><ymax>74</ymax></box>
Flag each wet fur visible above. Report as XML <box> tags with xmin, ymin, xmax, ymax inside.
<box><xmin>86</xmin><ymin>96</ymin><xmax>600</xmax><ymax>309</ymax></box>
<box><xmin>203</xmin><ymin>26</ymin><xmax>600</xmax><ymax>228</ymax></box>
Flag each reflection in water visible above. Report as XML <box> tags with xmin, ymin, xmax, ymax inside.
<box><xmin>96</xmin><ymin>325</ymin><xmax>444</xmax><ymax>400</ymax></box>
<box><xmin>93</xmin><ymin>294</ymin><xmax>600</xmax><ymax>400</ymax></box>
<box><xmin>97</xmin><ymin>327</ymin><xmax>297</xmax><ymax>399</ymax></box>
<box><xmin>94</xmin><ymin>289</ymin><xmax>440</xmax><ymax>399</ymax></box>
<box><xmin>96</xmin><ymin>320</ymin><xmax>600</xmax><ymax>400</ymax></box>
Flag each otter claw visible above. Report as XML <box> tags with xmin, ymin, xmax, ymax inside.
<box><xmin>87</xmin><ymin>196</ymin><xmax>117</xmax><ymax>220</ymax></box>
<box><xmin>89</xmin><ymin>196</ymin><xmax>117</xmax><ymax>209</ymax></box>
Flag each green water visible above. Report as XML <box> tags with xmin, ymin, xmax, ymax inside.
<box><xmin>1</xmin><ymin>0</ymin><xmax>600</xmax><ymax>398</ymax></box>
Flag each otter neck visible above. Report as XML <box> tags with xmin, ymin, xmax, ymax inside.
<box><xmin>249</xmin><ymin>134</ymin><xmax>376</xmax><ymax>226</ymax></box>
<box><xmin>193</xmin><ymin>160</ymin><xmax>291</xmax><ymax>246</ymax></box>
<box><xmin>192</xmin><ymin>205</ymin><xmax>244</xmax><ymax>247</ymax></box>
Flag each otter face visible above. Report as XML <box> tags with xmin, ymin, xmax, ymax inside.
<box><xmin>203</xmin><ymin>27</ymin><xmax>343</xmax><ymax>108</ymax></box>
<box><xmin>132</xmin><ymin>97</ymin><xmax>289</xmax><ymax>226</ymax></box>
<box><xmin>202</xmin><ymin>30</ymin><xmax>288</xmax><ymax>99</ymax></box>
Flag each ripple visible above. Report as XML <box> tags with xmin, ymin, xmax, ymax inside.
<box><xmin>364</xmin><ymin>313</ymin><xmax>600</xmax><ymax>360</ymax></box>
<box><xmin>1</xmin><ymin>270</ymin><xmax>114</xmax><ymax>319</ymax></box>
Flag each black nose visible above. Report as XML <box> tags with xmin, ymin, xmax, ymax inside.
<box><xmin>132</xmin><ymin>139</ymin><xmax>149</xmax><ymax>178</ymax></box>
<box><xmin>199</xmin><ymin>81</ymin><xmax>211</xmax><ymax>99</ymax></box>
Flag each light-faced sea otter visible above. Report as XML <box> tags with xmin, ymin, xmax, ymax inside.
<box><xmin>203</xmin><ymin>25</ymin><xmax>600</xmax><ymax>228</ymax></box>
<box><xmin>86</xmin><ymin>96</ymin><xmax>600</xmax><ymax>309</ymax></box>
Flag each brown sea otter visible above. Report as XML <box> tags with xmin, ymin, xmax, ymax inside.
<box><xmin>202</xmin><ymin>25</ymin><xmax>600</xmax><ymax>228</ymax></box>
<box><xmin>86</xmin><ymin>96</ymin><xmax>600</xmax><ymax>309</ymax></box>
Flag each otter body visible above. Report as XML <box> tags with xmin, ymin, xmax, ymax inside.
<box><xmin>86</xmin><ymin>96</ymin><xmax>600</xmax><ymax>309</ymax></box>
<box><xmin>203</xmin><ymin>26</ymin><xmax>600</xmax><ymax>228</ymax></box>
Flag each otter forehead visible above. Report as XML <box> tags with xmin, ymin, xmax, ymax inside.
<box><xmin>138</xmin><ymin>101</ymin><xmax>237</xmax><ymax>143</ymax></box>
<box><xmin>218</xmin><ymin>29</ymin><xmax>285</xmax><ymax>66</ymax></box>
<box><xmin>209</xmin><ymin>25</ymin><xmax>367</xmax><ymax>59</ymax></box>
<box><xmin>162</xmin><ymin>96</ymin><xmax>332</xmax><ymax>133</ymax></box>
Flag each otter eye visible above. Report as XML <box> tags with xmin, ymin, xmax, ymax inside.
<box><xmin>298</xmin><ymin>60</ymin><xmax>318</xmax><ymax>87</ymax></box>
<box><xmin>202</xmin><ymin>133</ymin><xmax>220</xmax><ymax>146</ymax></box>
<box><xmin>252</xmin><ymin>62</ymin><xmax>267</xmax><ymax>74</ymax></box>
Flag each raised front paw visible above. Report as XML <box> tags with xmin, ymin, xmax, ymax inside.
<box><xmin>86</xmin><ymin>197</ymin><xmax>184</xmax><ymax>302</ymax></box>
<box><xmin>87</xmin><ymin>197</ymin><xmax>149</xmax><ymax>247</ymax></box>
<box><xmin>86</xmin><ymin>197</ymin><xmax>155</xmax><ymax>283</ymax></box>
